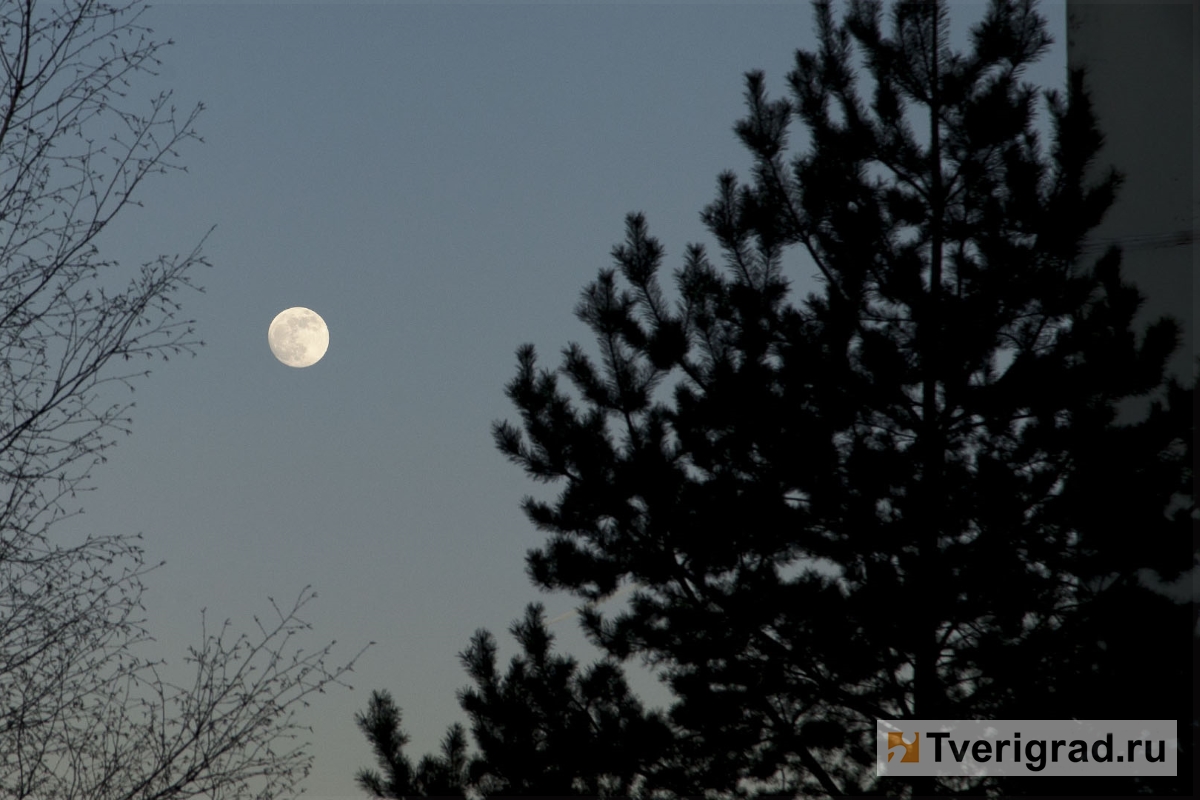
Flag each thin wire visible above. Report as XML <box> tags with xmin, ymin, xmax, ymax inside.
<box><xmin>1079</xmin><ymin>227</ymin><xmax>1195</xmax><ymax>254</ymax></box>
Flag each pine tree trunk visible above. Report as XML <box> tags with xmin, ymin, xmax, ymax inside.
<box><xmin>914</xmin><ymin>3</ymin><xmax>945</xmax><ymax>796</ymax></box>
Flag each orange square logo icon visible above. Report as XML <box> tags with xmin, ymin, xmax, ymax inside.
<box><xmin>887</xmin><ymin>731</ymin><xmax>919</xmax><ymax>762</ymax></box>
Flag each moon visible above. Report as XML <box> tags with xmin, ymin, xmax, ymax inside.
<box><xmin>268</xmin><ymin>307</ymin><xmax>329</xmax><ymax>368</ymax></box>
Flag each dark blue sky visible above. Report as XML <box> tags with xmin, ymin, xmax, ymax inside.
<box><xmin>68</xmin><ymin>2</ymin><xmax>1067</xmax><ymax>796</ymax></box>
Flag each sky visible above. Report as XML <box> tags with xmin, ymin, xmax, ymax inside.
<box><xmin>57</xmin><ymin>1</ymin><xmax>1067</xmax><ymax>796</ymax></box>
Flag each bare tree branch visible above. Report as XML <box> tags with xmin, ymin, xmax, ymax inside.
<box><xmin>0</xmin><ymin>3</ymin><xmax>373</xmax><ymax>797</ymax></box>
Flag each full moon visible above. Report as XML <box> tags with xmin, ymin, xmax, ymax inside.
<box><xmin>268</xmin><ymin>307</ymin><xmax>329</xmax><ymax>368</ymax></box>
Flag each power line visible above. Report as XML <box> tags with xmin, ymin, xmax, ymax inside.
<box><xmin>1079</xmin><ymin>228</ymin><xmax>1194</xmax><ymax>254</ymax></box>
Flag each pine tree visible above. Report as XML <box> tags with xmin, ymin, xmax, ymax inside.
<box><xmin>355</xmin><ymin>690</ymin><xmax>472</xmax><ymax>798</ymax></box>
<box><xmin>486</xmin><ymin>0</ymin><xmax>1192</xmax><ymax>795</ymax></box>
<box><xmin>355</xmin><ymin>604</ymin><xmax>680</xmax><ymax>798</ymax></box>
<box><xmin>358</xmin><ymin>0</ymin><xmax>1192</xmax><ymax>795</ymax></box>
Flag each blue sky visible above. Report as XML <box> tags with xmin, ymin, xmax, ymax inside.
<box><xmin>63</xmin><ymin>1</ymin><xmax>1067</xmax><ymax>796</ymax></box>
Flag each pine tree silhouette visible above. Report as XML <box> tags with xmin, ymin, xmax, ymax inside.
<box><xmin>490</xmin><ymin>0</ymin><xmax>1192</xmax><ymax>794</ymax></box>
<box><xmin>360</xmin><ymin>1</ymin><xmax>1193</xmax><ymax>795</ymax></box>
<box><xmin>355</xmin><ymin>604</ymin><xmax>680</xmax><ymax>798</ymax></box>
